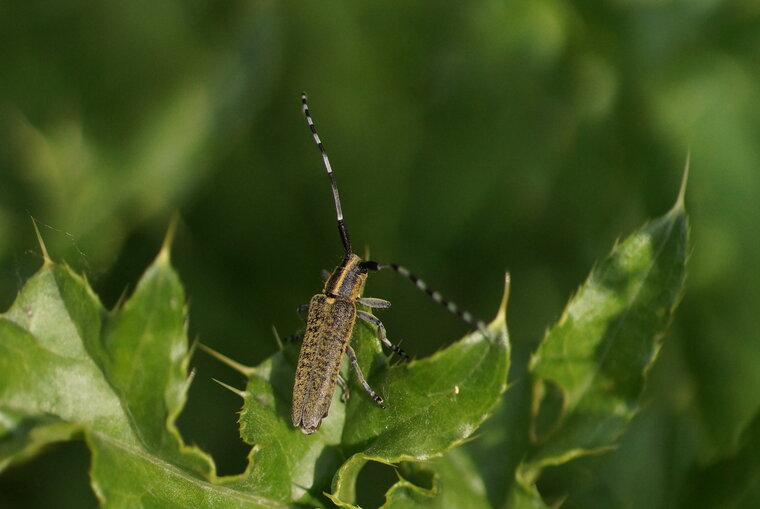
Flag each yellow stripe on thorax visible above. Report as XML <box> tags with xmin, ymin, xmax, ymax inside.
<box><xmin>324</xmin><ymin>254</ymin><xmax>367</xmax><ymax>300</ymax></box>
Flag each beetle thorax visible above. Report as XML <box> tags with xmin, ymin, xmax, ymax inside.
<box><xmin>323</xmin><ymin>253</ymin><xmax>368</xmax><ymax>300</ymax></box>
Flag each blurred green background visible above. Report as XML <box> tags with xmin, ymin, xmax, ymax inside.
<box><xmin>1</xmin><ymin>0</ymin><xmax>759</xmax><ymax>507</ymax></box>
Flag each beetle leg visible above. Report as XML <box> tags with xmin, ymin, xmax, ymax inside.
<box><xmin>336</xmin><ymin>374</ymin><xmax>350</xmax><ymax>402</ymax></box>
<box><xmin>356</xmin><ymin>297</ymin><xmax>391</xmax><ymax>309</ymax></box>
<box><xmin>356</xmin><ymin>310</ymin><xmax>409</xmax><ymax>359</ymax></box>
<box><xmin>346</xmin><ymin>345</ymin><xmax>385</xmax><ymax>409</ymax></box>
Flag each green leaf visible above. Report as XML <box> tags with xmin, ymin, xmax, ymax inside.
<box><xmin>331</xmin><ymin>276</ymin><xmax>510</xmax><ymax>507</ymax></box>
<box><xmin>0</xmin><ymin>243</ymin><xmax>284</xmax><ymax>508</ymax></box>
<box><xmin>0</xmin><ymin>409</ymin><xmax>80</xmax><ymax>470</ymax></box>
<box><xmin>383</xmin><ymin>448</ymin><xmax>492</xmax><ymax>509</ymax></box>
<box><xmin>0</xmin><ymin>224</ymin><xmax>510</xmax><ymax>508</ymax></box>
<box><xmin>232</xmin><ymin>342</ymin><xmax>347</xmax><ymax>505</ymax></box>
<box><xmin>235</xmin><ymin>275</ymin><xmax>511</xmax><ymax>507</ymax></box>
<box><xmin>86</xmin><ymin>432</ymin><xmax>282</xmax><ymax>509</ymax></box>
<box><xmin>510</xmin><ymin>170</ymin><xmax>690</xmax><ymax>501</ymax></box>
<box><xmin>0</xmin><ymin>264</ymin><xmax>135</xmax><ymax>448</ymax></box>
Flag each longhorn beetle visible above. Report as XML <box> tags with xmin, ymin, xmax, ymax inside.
<box><xmin>292</xmin><ymin>93</ymin><xmax>487</xmax><ymax>435</ymax></box>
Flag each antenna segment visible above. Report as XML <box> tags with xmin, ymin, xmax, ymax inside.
<box><xmin>301</xmin><ymin>92</ymin><xmax>352</xmax><ymax>255</ymax></box>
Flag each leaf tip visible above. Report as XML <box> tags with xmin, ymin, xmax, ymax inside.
<box><xmin>672</xmin><ymin>153</ymin><xmax>690</xmax><ymax>213</ymax></box>
<box><xmin>198</xmin><ymin>342</ymin><xmax>254</xmax><ymax>376</ymax></box>
<box><xmin>492</xmin><ymin>272</ymin><xmax>511</xmax><ymax>327</ymax></box>
<box><xmin>185</xmin><ymin>367</ymin><xmax>198</xmax><ymax>391</ymax></box>
<box><xmin>212</xmin><ymin>378</ymin><xmax>248</xmax><ymax>399</ymax></box>
<box><xmin>30</xmin><ymin>217</ymin><xmax>52</xmax><ymax>268</ymax></box>
<box><xmin>158</xmin><ymin>214</ymin><xmax>180</xmax><ymax>264</ymax></box>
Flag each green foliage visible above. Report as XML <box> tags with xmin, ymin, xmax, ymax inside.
<box><xmin>0</xmin><ymin>243</ymin><xmax>277</xmax><ymax>507</ymax></box>
<box><xmin>3</xmin><ymin>1</ymin><xmax>759</xmax><ymax>507</ymax></box>
<box><xmin>0</xmin><ymin>233</ymin><xmax>508</xmax><ymax>507</ymax></box>
<box><xmin>0</xmin><ymin>172</ymin><xmax>693</xmax><ymax>507</ymax></box>
<box><xmin>507</xmin><ymin>176</ymin><xmax>690</xmax><ymax>507</ymax></box>
<box><xmin>228</xmin><ymin>276</ymin><xmax>508</xmax><ymax>507</ymax></box>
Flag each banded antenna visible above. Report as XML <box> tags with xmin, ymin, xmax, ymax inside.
<box><xmin>379</xmin><ymin>263</ymin><xmax>489</xmax><ymax>336</ymax></box>
<box><xmin>300</xmin><ymin>93</ymin><xmax>488</xmax><ymax>338</ymax></box>
<box><xmin>301</xmin><ymin>92</ymin><xmax>352</xmax><ymax>255</ymax></box>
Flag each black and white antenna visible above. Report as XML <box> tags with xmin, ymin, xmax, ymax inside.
<box><xmin>300</xmin><ymin>92</ymin><xmax>488</xmax><ymax>338</ymax></box>
<box><xmin>301</xmin><ymin>92</ymin><xmax>352</xmax><ymax>255</ymax></box>
<box><xmin>379</xmin><ymin>263</ymin><xmax>488</xmax><ymax>335</ymax></box>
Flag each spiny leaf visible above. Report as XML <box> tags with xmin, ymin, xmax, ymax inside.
<box><xmin>330</xmin><ymin>275</ymin><xmax>510</xmax><ymax>507</ymax></box>
<box><xmin>0</xmin><ymin>244</ymin><xmax>283</xmax><ymax>508</ymax></box>
<box><xmin>234</xmin><ymin>275</ymin><xmax>510</xmax><ymax>507</ymax></box>
<box><xmin>103</xmin><ymin>250</ymin><xmax>215</xmax><ymax>472</ymax></box>
<box><xmin>509</xmin><ymin>169</ymin><xmax>689</xmax><ymax>503</ymax></box>
<box><xmin>0</xmin><ymin>265</ymin><xmax>133</xmax><ymax>442</ymax></box>
<box><xmin>87</xmin><ymin>432</ymin><xmax>284</xmax><ymax>509</ymax></box>
<box><xmin>233</xmin><ymin>342</ymin><xmax>347</xmax><ymax>505</ymax></box>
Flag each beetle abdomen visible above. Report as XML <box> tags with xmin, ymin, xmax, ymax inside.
<box><xmin>292</xmin><ymin>295</ymin><xmax>356</xmax><ymax>433</ymax></box>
